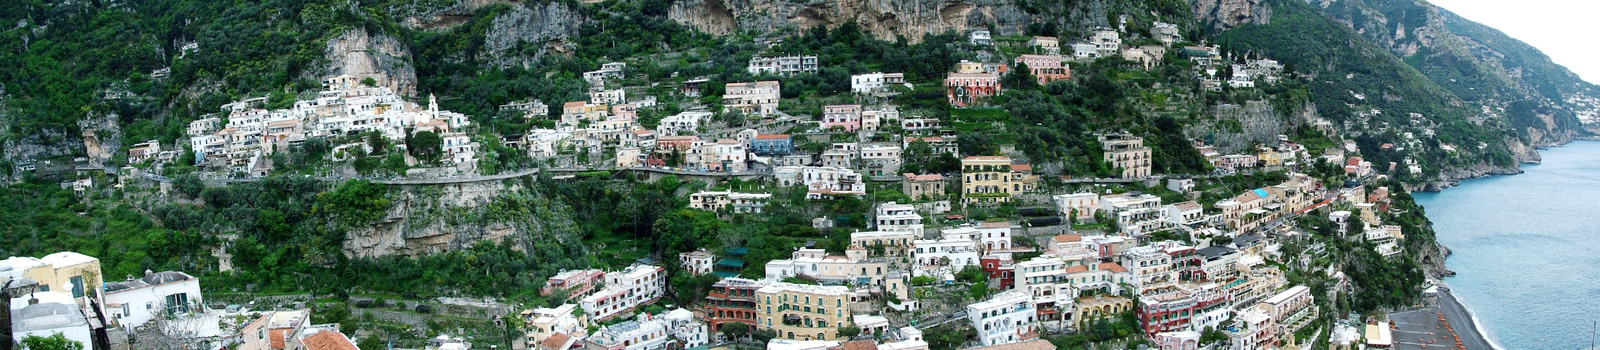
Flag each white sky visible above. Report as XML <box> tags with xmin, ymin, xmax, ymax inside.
<box><xmin>1429</xmin><ymin>0</ymin><xmax>1600</xmax><ymax>84</ymax></box>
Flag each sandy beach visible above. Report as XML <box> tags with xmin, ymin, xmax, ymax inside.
<box><xmin>1389</xmin><ymin>287</ymin><xmax>1496</xmax><ymax>350</ymax></box>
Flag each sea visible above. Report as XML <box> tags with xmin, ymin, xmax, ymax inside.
<box><xmin>1413</xmin><ymin>140</ymin><xmax>1600</xmax><ymax>350</ymax></box>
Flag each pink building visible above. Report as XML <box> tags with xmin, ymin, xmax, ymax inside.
<box><xmin>822</xmin><ymin>104</ymin><xmax>863</xmax><ymax>131</ymax></box>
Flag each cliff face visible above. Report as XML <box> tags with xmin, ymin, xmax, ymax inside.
<box><xmin>1190</xmin><ymin>100</ymin><xmax>1308</xmax><ymax>154</ymax></box>
<box><xmin>343</xmin><ymin>181</ymin><xmax>583</xmax><ymax>258</ymax></box>
<box><xmin>1313</xmin><ymin>0</ymin><xmax>1592</xmax><ymax>147</ymax></box>
<box><xmin>1192</xmin><ymin>0</ymin><xmax>1271</xmax><ymax>30</ymax></box>
<box><xmin>669</xmin><ymin>0</ymin><xmax>1034</xmax><ymax>42</ymax></box>
<box><xmin>325</xmin><ymin>29</ymin><xmax>420</xmax><ymax>97</ymax></box>
<box><xmin>482</xmin><ymin>2</ymin><xmax>585</xmax><ymax>68</ymax></box>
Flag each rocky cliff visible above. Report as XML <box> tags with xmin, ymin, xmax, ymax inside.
<box><xmin>1192</xmin><ymin>100</ymin><xmax>1307</xmax><ymax>153</ymax></box>
<box><xmin>326</xmin><ymin>29</ymin><xmax>420</xmax><ymax>97</ymax></box>
<box><xmin>1312</xmin><ymin>0</ymin><xmax>1592</xmax><ymax>148</ymax></box>
<box><xmin>482</xmin><ymin>2</ymin><xmax>585</xmax><ymax>68</ymax></box>
<box><xmin>343</xmin><ymin>181</ymin><xmax>583</xmax><ymax>258</ymax></box>
<box><xmin>670</xmin><ymin>0</ymin><xmax>1035</xmax><ymax>42</ymax></box>
<box><xmin>1192</xmin><ymin>0</ymin><xmax>1270</xmax><ymax>30</ymax></box>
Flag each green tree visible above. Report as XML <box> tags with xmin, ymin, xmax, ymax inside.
<box><xmin>357</xmin><ymin>335</ymin><xmax>385</xmax><ymax>350</ymax></box>
<box><xmin>361</xmin><ymin>77</ymin><xmax>377</xmax><ymax>87</ymax></box>
<box><xmin>720</xmin><ymin>323</ymin><xmax>750</xmax><ymax>341</ymax></box>
<box><xmin>408</xmin><ymin>130</ymin><xmax>444</xmax><ymax>164</ymax></box>
<box><xmin>20</xmin><ymin>333</ymin><xmax>84</xmax><ymax>350</ymax></box>
<box><xmin>174</xmin><ymin>174</ymin><xmax>204</xmax><ymax>199</ymax></box>
<box><xmin>956</xmin><ymin>265</ymin><xmax>986</xmax><ymax>283</ymax></box>
<box><xmin>365</xmin><ymin>132</ymin><xmax>390</xmax><ymax>155</ymax></box>
<box><xmin>836</xmin><ymin>325</ymin><xmax>862</xmax><ymax>339</ymax></box>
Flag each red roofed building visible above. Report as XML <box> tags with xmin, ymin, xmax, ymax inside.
<box><xmin>300</xmin><ymin>329</ymin><xmax>359</xmax><ymax>350</ymax></box>
<box><xmin>946</xmin><ymin>72</ymin><xmax>1001</xmax><ymax>107</ymax></box>
<box><xmin>1013</xmin><ymin>54</ymin><xmax>1070</xmax><ymax>85</ymax></box>
<box><xmin>980</xmin><ymin>255</ymin><xmax>1015</xmax><ymax>290</ymax></box>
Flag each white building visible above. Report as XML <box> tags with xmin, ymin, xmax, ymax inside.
<box><xmin>858</xmin><ymin>144</ymin><xmax>902</xmax><ymax>176</ymax></box>
<box><xmin>747</xmin><ymin>55</ymin><xmax>819</xmax><ymax>76</ymax></box>
<box><xmin>580</xmin><ymin>264</ymin><xmax>667</xmax><ymax>321</ymax></box>
<box><xmin>850</xmin><ymin>72</ymin><xmax>906</xmax><ymax>94</ymax></box>
<box><xmin>10</xmin><ymin>302</ymin><xmax>94</xmax><ymax>348</ymax></box>
<box><xmin>1123</xmin><ymin>246</ymin><xmax>1175</xmax><ymax>294</ymax></box>
<box><xmin>663</xmin><ymin>308</ymin><xmax>708</xmax><ymax>349</ymax></box>
<box><xmin>586</xmin><ymin>314</ymin><xmax>670</xmax><ymax>350</ymax></box>
<box><xmin>103</xmin><ymin>271</ymin><xmax>222</xmax><ymax>338</ymax></box>
<box><xmin>1091</xmin><ymin>30</ymin><xmax>1121</xmax><ymax>57</ymax></box>
<box><xmin>912</xmin><ymin>237</ymin><xmax>979</xmax><ymax>280</ymax></box>
<box><xmin>689</xmin><ymin>191</ymin><xmax>772</xmax><ymax>214</ymax></box>
<box><xmin>965</xmin><ymin>290</ymin><xmax>1036</xmax><ymax>346</ymax></box>
<box><xmin>774</xmin><ymin>166</ymin><xmax>865</xmax><ymax>199</ymax></box>
<box><xmin>679</xmin><ymin>249</ymin><xmax>716</xmax><ymax>276</ymax></box>
<box><xmin>523</xmin><ymin>303</ymin><xmax>588</xmax><ymax>348</ymax></box>
<box><xmin>658</xmin><ymin>111</ymin><xmax>711</xmax><ymax>136</ymax></box>
<box><xmin>1054</xmin><ymin>192</ymin><xmax>1101</xmax><ymax>222</ymax></box>
<box><xmin>1101</xmin><ymin>192</ymin><xmax>1169</xmax><ymax>235</ymax></box>
<box><xmin>187</xmin><ymin>117</ymin><xmax>221</xmax><ymax>137</ymax></box>
<box><xmin>874</xmin><ymin>202</ymin><xmax>924</xmax><ymax>236</ymax></box>
<box><xmin>590</xmin><ymin>88</ymin><xmax>628</xmax><ymax>105</ymax></box>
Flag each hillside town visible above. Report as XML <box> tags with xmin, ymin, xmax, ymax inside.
<box><xmin>7</xmin><ymin>11</ymin><xmax>1455</xmax><ymax>350</ymax></box>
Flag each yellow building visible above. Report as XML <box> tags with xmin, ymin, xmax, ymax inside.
<box><xmin>1100</xmin><ymin>134</ymin><xmax>1152</xmax><ymax>178</ymax></box>
<box><xmin>2</xmin><ymin>252</ymin><xmax>104</xmax><ymax>308</ymax></box>
<box><xmin>961</xmin><ymin>156</ymin><xmax>1036</xmax><ymax>205</ymax></box>
<box><xmin>754</xmin><ymin>282</ymin><xmax>853</xmax><ymax>341</ymax></box>
<box><xmin>1072</xmin><ymin>295</ymin><xmax>1133</xmax><ymax>330</ymax></box>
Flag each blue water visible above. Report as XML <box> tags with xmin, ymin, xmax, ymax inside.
<box><xmin>1413</xmin><ymin>141</ymin><xmax>1600</xmax><ymax>350</ymax></box>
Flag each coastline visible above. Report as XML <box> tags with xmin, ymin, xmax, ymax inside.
<box><xmin>1438</xmin><ymin>286</ymin><xmax>1501</xmax><ymax>350</ymax></box>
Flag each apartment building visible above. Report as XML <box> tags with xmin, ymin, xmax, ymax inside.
<box><xmin>966</xmin><ymin>290</ymin><xmax>1037</xmax><ymax>346</ymax></box>
<box><xmin>747</xmin><ymin>55</ymin><xmax>819</xmax><ymax>76</ymax></box>
<box><xmin>823</xmin><ymin>104</ymin><xmax>863</xmax><ymax>132</ymax></box>
<box><xmin>707</xmin><ymin>278</ymin><xmax>767</xmax><ymax>334</ymax></box>
<box><xmin>688</xmin><ymin>191</ymin><xmax>772</xmax><ymax>214</ymax></box>
<box><xmin>522</xmin><ymin>304</ymin><xmax>588</xmax><ymax>349</ymax></box>
<box><xmin>724</xmin><ymin>81</ymin><xmax>781</xmax><ymax>116</ymax></box>
<box><xmin>961</xmin><ymin>156</ymin><xmax>1035</xmax><ymax>205</ymax></box>
<box><xmin>754</xmin><ymin>282</ymin><xmax>853</xmax><ymax>341</ymax></box>
<box><xmin>1013</xmin><ymin>55</ymin><xmax>1070</xmax><ymax>85</ymax></box>
<box><xmin>1100</xmin><ymin>134</ymin><xmax>1152</xmax><ymax>178</ymax></box>
<box><xmin>859</xmin><ymin>144</ymin><xmax>902</xmax><ymax>176</ymax></box>
<box><xmin>901</xmin><ymin>173</ymin><xmax>946</xmax><ymax>201</ymax></box>
<box><xmin>580</xmin><ymin>265</ymin><xmax>666</xmax><ymax>321</ymax></box>
<box><xmin>851</xmin><ymin>72</ymin><xmax>906</xmax><ymax>94</ymax></box>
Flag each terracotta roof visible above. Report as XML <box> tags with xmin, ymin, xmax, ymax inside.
<box><xmin>1173</xmin><ymin>201</ymin><xmax>1202</xmax><ymax>212</ymax></box>
<box><xmin>835</xmin><ymin>340</ymin><xmax>879</xmax><ymax>350</ymax></box>
<box><xmin>301</xmin><ymin>330</ymin><xmax>358</xmax><ymax>350</ymax></box>
<box><xmin>755</xmin><ymin>134</ymin><xmax>791</xmax><ymax>140</ymax></box>
<box><xmin>564</xmin><ymin>101</ymin><xmax>586</xmax><ymax>107</ymax></box>
<box><xmin>1063</xmin><ymin>265</ymin><xmax>1090</xmax><ymax>274</ymax></box>
<box><xmin>1097</xmin><ymin>262</ymin><xmax>1128</xmax><ymax>273</ymax></box>
<box><xmin>1009</xmin><ymin>164</ymin><xmax>1032</xmax><ymax>171</ymax></box>
<box><xmin>970</xmin><ymin>339</ymin><xmax>1057</xmax><ymax>350</ymax></box>
<box><xmin>903</xmin><ymin>173</ymin><xmax>944</xmax><ymax>181</ymax></box>
<box><xmin>539</xmin><ymin>332</ymin><xmax>572</xmax><ymax>350</ymax></box>
<box><xmin>269</xmin><ymin>329</ymin><xmax>290</xmax><ymax>349</ymax></box>
<box><xmin>1052</xmin><ymin>234</ymin><xmax>1081</xmax><ymax>243</ymax></box>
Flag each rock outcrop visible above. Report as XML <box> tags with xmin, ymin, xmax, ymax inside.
<box><xmin>325</xmin><ymin>29</ymin><xmax>419</xmax><ymax>97</ymax></box>
<box><xmin>343</xmin><ymin>181</ymin><xmax>582</xmax><ymax>258</ymax></box>
<box><xmin>482</xmin><ymin>2</ymin><xmax>585</xmax><ymax>68</ymax></box>
<box><xmin>1195</xmin><ymin>100</ymin><xmax>1304</xmax><ymax>154</ymax></box>
<box><xmin>1192</xmin><ymin>0</ymin><xmax>1270</xmax><ymax>30</ymax></box>
<box><xmin>669</xmin><ymin>0</ymin><xmax>1035</xmax><ymax>43</ymax></box>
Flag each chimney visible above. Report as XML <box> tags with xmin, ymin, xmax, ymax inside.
<box><xmin>144</xmin><ymin>269</ymin><xmax>153</xmax><ymax>278</ymax></box>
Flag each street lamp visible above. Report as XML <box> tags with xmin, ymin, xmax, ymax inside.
<box><xmin>1</xmin><ymin>276</ymin><xmax>42</xmax><ymax>350</ymax></box>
